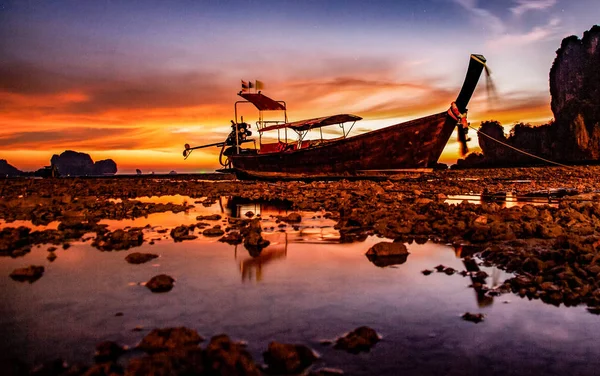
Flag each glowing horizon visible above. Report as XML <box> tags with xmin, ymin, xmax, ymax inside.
<box><xmin>1</xmin><ymin>1</ymin><xmax>597</xmax><ymax>173</ymax></box>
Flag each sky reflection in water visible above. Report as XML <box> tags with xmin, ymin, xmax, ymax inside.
<box><xmin>1</xmin><ymin>196</ymin><xmax>599</xmax><ymax>375</ymax></box>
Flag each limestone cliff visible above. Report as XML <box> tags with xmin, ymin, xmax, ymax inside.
<box><xmin>51</xmin><ymin>150</ymin><xmax>117</xmax><ymax>176</ymax></box>
<box><xmin>455</xmin><ymin>25</ymin><xmax>600</xmax><ymax>167</ymax></box>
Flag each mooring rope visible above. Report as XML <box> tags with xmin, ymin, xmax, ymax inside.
<box><xmin>468</xmin><ymin>124</ymin><xmax>571</xmax><ymax>168</ymax></box>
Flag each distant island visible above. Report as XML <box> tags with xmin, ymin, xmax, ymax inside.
<box><xmin>0</xmin><ymin>150</ymin><xmax>117</xmax><ymax>177</ymax></box>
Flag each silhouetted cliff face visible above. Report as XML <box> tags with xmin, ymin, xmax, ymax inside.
<box><xmin>51</xmin><ymin>150</ymin><xmax>117</xmax><ymax>176</ymax></box>
<box><xmin>0</xmin><ymin>160</ymin><xmax>22</xmax><ymax>177</ymax></box>
<box><xmin>92</xmin><ymin>159</ymin><xmax>118</xmax><ymax>175</ymax></box>
<box><xmin>456</xmin><ymin>25</ymin><xmax>600</xmax><ymax>168</ymax></box>
<box><xmin>550</xmin><ymin>25</ymin><xmax>600</xmax><ymax>160</ymax></box>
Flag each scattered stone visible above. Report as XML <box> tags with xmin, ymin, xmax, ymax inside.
<box><xmin>334</xmin><ymin>326</ymin><xmax>380</xmax><ymax>353</ymax></box>
<box><xmin>170</xmin><ymin>225</ymin><xmax>198</xmax><ymax>242</ymax></box>
<box><xmin>145</xmin><ymin>274</ymin><xmax>175</xmax><ymax>293</ymax></box>
<box><xmin>421</xmin><ymin>269</ymin><xmax>433</xmax><ymax>275</ymax></box>
<box><xmin>125</xmin><ymin>252</ymin><xmax>159</xmax><ymax>264</ymax></box>
<box><xmin>461</xmin><ymin>312</ymin><xmax>485</xmax><ymax>323</ymax></box>
<box><xmin>138</xmin><ymin>327</ymin><xmax>203</xmax><ymax>353</ymax></box>
<box><xmin>205</xmin><ymin>334</ymin><xmax>261</xmax><ymax>376</ymax></box>
<box><xmin>47</xmin><ymin>251</ymin><xmax>57</xmax><ymax>262</ymax></box>
<box><xmin>263</xmin><ymin>341</ymin><xmax>318</xmax><ymax>374</ymax></box>
<box><xmin>196</xmin><ymin>214</ymin><xmax>222</xmax><ymax>221</ymax></box>
<box><xmin>245</xmin><ymin>211</ymin><xmax>255</xmax><ymax>218</ymax></box>
<box><xmin>282</xmin><ymin>212</ymin><xmax>302</xmax><ymax>223</ymax></box>
<box><xmin>10</xmin><ymin>265</ymin><xmax>44</xmax><ymax>283</ymax></box>
<box><xmin>94</xmin><ymin>341</ymin><xmax>124</xmax><ymax>363</ymax></box>
<box><xmin>203</xmin><ymin>226</ymin><xmax>225</xmax><ymax>237</ymax></box>
<box><xmin>219</xmin><ymin>231</ymin><xmax>243</xmax><ymax>245</ymax></box>
<box><xmin>93</xmin><ymin>229</ymin><xmax>144</xmax><ymax>251</ymax></box>
<box><xmin>366</xmin><ymin>242</ymin><xmax>409</xmax><ymax>257</ymax></box>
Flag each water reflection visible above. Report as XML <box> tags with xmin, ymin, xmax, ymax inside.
<box><xmin>446</xmin><ymin>192</ymin><xmax>557</xmax><ymax>207</ymax></box>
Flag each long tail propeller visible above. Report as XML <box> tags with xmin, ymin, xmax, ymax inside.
<box><xmin>183</xmin><ymin>142</ymin><xmax>225</xmax><ymax>160</ymax></box>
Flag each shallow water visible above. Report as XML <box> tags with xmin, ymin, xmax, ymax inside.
<box><xmin>1</xmin><ymin>196</ymin><xmax>600</xmax><ymax>375</ymax></box>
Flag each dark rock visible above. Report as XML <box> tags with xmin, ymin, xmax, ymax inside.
<box><xmin>145</xmin><ymin>274</ymin><xmax>175</xmax><ymax>293</ymax></box>
<box><xmin>0</xmin><ymin>159</ymin><xmax>22</xmax><ymax>177</ymax></box>
<box><xmin>93</xmin><ymin>229</ymin><xmax>144</xmax><ymax>251</ymax></box>
<box><xmin>94</xmin><ymin>341</ymin><xmax>125</xmax><ymax>363</ymax></box>
<box><xmin>0</xmin><ymin>226</ymin><xmax>31</xmax><ymax>257</ymax></box>
<box><xmin>219</xmin><ymin>231</ymin><xmax>243</xmax><ymax>245</ymax></box>
<box><xmin>126</xmin><ymin>348</ymin><xmax>204</xmax><ymax>376</ymax></box>
<box><xmin>334</xmin><ymin>326</ymin><xmax>380</xmax><ymax>353</ymax></box>
<box><xmin>365</xmin><ymin>242</ymin><xmax>409</xmax><ymax>257</ymax></box>
<box><xmin>29</xmin><ymin>359</ymin><xmax>68</xmax><ymax>376</ymax></box>
<box><xmin>170</xmin><ymin>225</ymin><xmax>197</xmax><ymax>242</ymax></box>
<box><xmin>138</xmin><ymin>327</ymin><xmax>203</xmax><ymax>353</ymax></box>
<box><xmin>47</xmin><ymin>251</ymin><xmax>57</xmax><ymax>262</ymax></box>
<box><xmin>421</xmin><ymin>269</ymin><xmax>433</xmax><ymax>275</ymax></box>
<box><xmin>245</xmin><ymin>211</ymin><xmax>255</xmax><ymax>218</ymax></box>
<box><xmin>205</xmin><ymin>334</ymin><xmax>261</xmax><ymax>376</ymax></box>
<box><xmin>282</xmin><ymin>212</ymin><xmax>302</xmax><ymax>223</ymax></box>
<box><xmin>10</xmin><ymin>265</ymin><xmax>44</xmax><ymax>282</ymax></box>
<box><xmin>263</xmin><ymin>341</ymin><xmax>318</xmax><ymax>374</ymax></box>
<box><xmin>81</xmin><ymin>362</ymin><xmax>123</xmax><ymax>376</ymax></box>
<box><xmin>195</xmin><ymin>214</ymin><xmax>222</xmax><ymax>221</ymax></box>
<box><xmin>203</xmin><ymin>226</ymin><xmax>225</xmax><ymax>237</ymax></box>
<box><xmin>462</xmin><ymin>312</ymin><xmax>485</xmax><ymax>323</ymax></box>
<box><xmin>125</xmin><ymin>252</ymin><xmax>158</xmax><ymax>264</ymax></box>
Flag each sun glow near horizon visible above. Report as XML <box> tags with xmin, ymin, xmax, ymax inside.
<box><xmin>0</xmin><ymin>0</ymin><xmax>594</xmax><ymax>172</ymax></box>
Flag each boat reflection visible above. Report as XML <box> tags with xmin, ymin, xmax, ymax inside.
<box><xmin>455</xmin><ymin>244</ymin><xmax>504</xmax><ymax>308</ymax></box>
<box><xmin>236</xmin><ymin>232</ymin><xmax>289</xmax><ymax>282</ymax></box>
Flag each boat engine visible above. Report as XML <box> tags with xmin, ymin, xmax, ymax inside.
<box><xmin>182</xmin><ymin>120</ymin><xmax>254</xmax><ymax>168</ymax></box>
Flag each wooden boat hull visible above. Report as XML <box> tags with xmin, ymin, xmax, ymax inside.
<box><xmin>230</xmin><ymin>111</ymin><xmax>457</xmax><ymax>174</ymax></box>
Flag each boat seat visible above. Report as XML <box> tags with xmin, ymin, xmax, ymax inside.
<box><xmin>259</xmin><ymin>142</ymin><xmax>287</xmax><ymax>154</ymax></box>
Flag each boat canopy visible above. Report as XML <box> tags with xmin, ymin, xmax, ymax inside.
<box><xmin>238</xmin><ymin>93</ymin><xmax>286</xmax><ymax>111</ymax></box>
<box><xmin>259</xmin><ymin>114</ymin><xmax>362</xmax><ymax>133</ymax></box>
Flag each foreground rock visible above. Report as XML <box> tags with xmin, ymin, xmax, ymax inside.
<box><xmin>93</xmin><ymin>229</ymin><xmax>144</xmax><ymax>251</ymax></box>
<box><xmin>125</xmin><ymin>252</ymin><xmax>158</xmax><ymax>264</ymax></box>
<box><xmin>94</xmin><ymin>341</ymin><xmax>125</xmax><ymax>363</ymax></box>
<box><xmin>365</xmin><ymin>242</ymin><xmax>410</xmax><ymax>267</ymax></box>
<box><xmin>334</xmin><ymin>326</ymin><xmax>380</xmax><ymax>353</ymax></box>
<box><xmin>263</xmin><ymin>342</ymin><xmax>318</xmax><ymax>374</ymax></box>
<box><xmin>203</xmin><ymin>226</ymin><xmax>225</xmax><ymax>237</ymax></box>
<box><xmin>219</xmin><ymin>231</ymin><xmax>243</xmax><ymax>245</ymax></box>
<box><xmin>10</xmin><ymin>265</ymin><xmax>44</xmax><ymax>282</ymax></box>
<box><xmin>205</xmin><ymin>334</ymin><xmax>261</xmax><ymax>376</ymax></box>
<box><xmin>462</xmin><ymin>312</ymin><xmax>485</xmax><ymax>323</ymax></box>
<box><xmin>138</xmin><ymin>327</ymin><xmax>203</xmax><ymax>353</ymax></box>
<box><xmin>145</xmin><ymin>274</ymin><xmax>175</xmax><ymax>293</ymax></box>
<box><xmin>170</xmin><ymin>225</ymin><xmax>198</xmax><ymax>242</ymax></box>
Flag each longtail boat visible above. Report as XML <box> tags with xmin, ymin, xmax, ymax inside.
<box><xmin>183</xmin><ymin>54</ymin><xmax>487</xmax><ymax>177</ymax></box>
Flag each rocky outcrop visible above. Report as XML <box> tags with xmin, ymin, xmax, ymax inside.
<box><xmin>92</xmin><ymin>159</ymin><xmax>117</xmax><ymax>175</ymax></box>
<box><xmin>50</xmin><ymin>150</ymin><xmax>117</xmax><ymax>176</ymax></box>
<box><xmin>456</xmin><ymin>25</ymin><xmax>600</xmax><ymax>168</ymax></box>
<box><xmin>0</xmin><ymin>159</ymin><xmax>22</xmax><ymax>177</ymax></box>
<box><xmin>550</xmin><ymin>25</ymin><xmax>600</xmax><ymax>160</ymax></box>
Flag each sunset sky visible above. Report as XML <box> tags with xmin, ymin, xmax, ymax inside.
<box><xmin>1</xmin><ymin>0</ymin><xmax>599</xmax><ymax>173</ymax></box>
